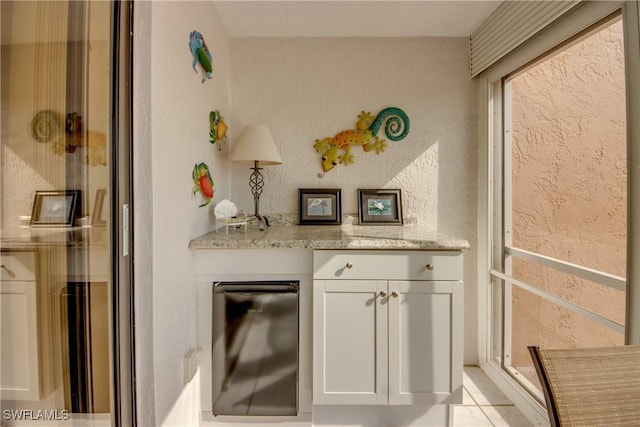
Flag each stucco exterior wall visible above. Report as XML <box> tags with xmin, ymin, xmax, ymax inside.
<box><xmin>509</xmin><ymin>19</ymin><xmax>626</xmax><ymax>368</ymax></box>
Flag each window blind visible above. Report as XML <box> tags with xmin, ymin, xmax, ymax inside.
<box><xmin>470</xmin><ymin>0</ymin><xmax>582</xmax><ymax>77</ymax></box>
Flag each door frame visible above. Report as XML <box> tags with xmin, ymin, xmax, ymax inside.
<box><xmin>110</xmin><ymin>1</ymin><xmax>135</xmax><ymax>425</ymax></box>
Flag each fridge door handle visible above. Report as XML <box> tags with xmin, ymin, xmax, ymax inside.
<box><xmin>213</xmin><ymin>282</ymin><xmax>298</xmax><ymax>293</ymax></box>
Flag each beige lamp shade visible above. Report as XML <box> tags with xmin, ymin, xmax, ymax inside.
<box><xmin>230</xmin><ymin>125</ymin><xmax>282</xmax><ymax>165</ymax></box>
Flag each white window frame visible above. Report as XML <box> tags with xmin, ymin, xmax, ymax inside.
<box><xmin>477</xmin><ymin>1</ymin><xmax>640</xmax><ymax>424</ymax></box>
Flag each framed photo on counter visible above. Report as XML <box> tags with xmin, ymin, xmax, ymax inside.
<box><xmin>30</xmin><ymin>190</ymin><xmax>80</xmax><ymax>227</ymax></box>
<box><xmin>298</xmin><ymin>188</ymin><xmax>342</xmax><ymax>225</ymax></box>
<box><xmin>358</xmin><ymin>189</ymin><xmax>403</xmax><ymax>225</ymax></box>
<box><xmin>91</xmin><ymin>189</ymin><xmax>107</xmax><ymax>226</ymax></box>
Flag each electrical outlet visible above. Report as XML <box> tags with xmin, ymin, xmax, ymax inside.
<box><xmin>183</xmin><ymin>348</ymin><xmax>198</xmax><ymax>384</ymax></box>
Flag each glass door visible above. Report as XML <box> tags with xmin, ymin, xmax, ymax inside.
<box><xmin>1</xmin><ymin>1</ymin><xmax>132</xmax><ymax>425</ymax></box>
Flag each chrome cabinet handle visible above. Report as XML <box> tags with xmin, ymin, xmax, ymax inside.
<box><xmin>426</xmin><ymin>264</ymin><xmax>434</xmax><ymax>271</ymax></box>
<box><xmin>391</xmin><ymin>291</ymin><xmax>399</xmax><ymax>298</ymax></box>
<box><xmin>379</xmin><ymin>291</ymin><xmax>387</xmax><ymax>298</ymax></box>
<box><xmin>345</xmin><ymin>262</ymin><xmax>353</xmax><ymax>269</ymax></box>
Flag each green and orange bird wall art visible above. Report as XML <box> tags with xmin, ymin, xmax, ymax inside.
<box><xmin>189</xmin><ymin>30</ymin><xmax>212</xmax><ymax>83</ymax></box>
<box><xmin>313</xmin><ymin>107</ymin><xmax>410</xmax><ymax>177</ymax></box>
<box><xmin>193</xmin><ymin>162</ymin><xmax>215</xmax><ymax>207</ymax></box>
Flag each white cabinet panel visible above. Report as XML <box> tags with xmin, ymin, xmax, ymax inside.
<box><xmin>313</xmin><ymin>280</ymin><xmax>388</xmax><ymax>405</ymax></box>
<box><xmin>0</xmin><ymin>250</ymin><xmax>56</xmax><ymax>402</ymax></box>
<box><xmin>388</xmin><ymin>281</ymin><xmax>463</xmax><ymax>405</ymax></box>
<box><xmin>0</xmin><ymin>281</ymin><xmax>40</xmax><ymax>400</ymax></box>
<box><xmin>1</xmin><ymin>251</ymin><xmax>36</xmax><ymax>281</ymax></box>
<box><xmin>313</xmin><ymin>250</ymin><xmax>464</xmax><ymax>406</ymax></box>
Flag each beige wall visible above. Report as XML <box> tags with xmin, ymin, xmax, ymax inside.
<box><xmin>509</xmin><ymin>19</ymin><xmax>627</xmax><ymax>367</ymax></box>
<box><xmin>230</xmin><ymin>37</ymin><xmax>479</xmax><ymax>365</ymax></box>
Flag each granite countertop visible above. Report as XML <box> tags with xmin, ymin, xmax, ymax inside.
<box><xmin>189</xmin><ymin>223</ymin><xmax>470</xmax><ymax>251</ymax></box>
<box><xmin>1</xmin><ymin>227</ymin><xmax>108</xmax><ymax>250</ymax></box>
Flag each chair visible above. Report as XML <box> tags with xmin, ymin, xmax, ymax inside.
<box><xmin>528</xmin><ymin>345</ymin><xmax>640</xmax><ymax>427</ymax></box>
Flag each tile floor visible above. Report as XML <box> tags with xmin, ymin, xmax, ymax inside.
<box><xmin>451</xmin><ymin>367</ymin><xmax>534</xmax><ymax>427</ymax></box>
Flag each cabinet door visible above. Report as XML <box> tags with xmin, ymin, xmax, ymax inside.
<box><xmin>387</xmin><ymin>281</ymin><xmax>463</xmax><ymax>405</ymax></box>
<box><xmin>313</xmin><ymin>280</ymin><xmax>388</xmax><ymax>405</ymax></box>
<box><xmin>0</xmin><ymin>281</ymin><xmax>40</xmax><ymax>400</ymax></box>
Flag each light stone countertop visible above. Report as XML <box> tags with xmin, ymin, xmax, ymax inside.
<box><xmin>188</xmin><ymin>223</ymin><xmax>470</xmax><ymax>251</ymax></box>
<box><xmin>1</xmin><ymin>227</ymin><xmax>108</xmax><ymax>250</ymax></box>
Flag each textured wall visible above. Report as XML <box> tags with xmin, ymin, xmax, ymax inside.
<box><xmin>141</xmin><ymin>2</ymin><xmax>232</xmax><ymax>426</ymax></box>
<box><xmin>229</xmin><ymin>38</ymin><xmax>479</xmax><ymax>363</ymax></box>
<box><xmin>132</xmin><ymin>2</ymin><xmax>155</xmax><ymax>425</ymax></box>
<box><xmin>136</xmin><ymin>32</ymin><xmax>480</xmax><ymax>425</ymax></box>
<box><xmin>510</xmin><ymin>20</ymin><xmax>626</xmax><ymax>367</ymax></box>
<box><xmin>5</xmin><ymin>6</ymin><xmax>480</xmax><ymax>424</ymax></box>
<box><xmin>230</xmin><ymin>38</ymin><xmax>477</xmax><ymax>228</ymax></box>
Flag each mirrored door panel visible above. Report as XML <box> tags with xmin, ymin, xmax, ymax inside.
<box><xmin>1</xmin><ymin>1</ymin><xmax>123</xmax><ymax>425</ymax></box>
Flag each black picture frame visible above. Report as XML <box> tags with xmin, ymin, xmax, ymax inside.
<box><xmin>91</xmin><ymin>189</ymin><xmax>107</xmax><ymax>226</ymax></box>
<box><xmin>298</xmin><ymin>188</ymin><xmax>342</xmax><ymax>225</ymax></box>
<box><xmin>30</xmin><ymin>190</ymin><xmax>81</xmax><ymax>227</ymax></box>
<box><xmin>358</xmin><ymin>189</ymin><xmax>403</xmax><ymax>225</ymax></box>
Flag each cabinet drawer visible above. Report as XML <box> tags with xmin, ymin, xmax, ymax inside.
<box><xmin>1</xmin><ymin>251</ymin><xmax>36</xmax><ymax>281</ymax></box>
<box><xmin>313</xmin><ymin>250</ymin><xmax>462</xmax><ymax>281</ymax></box>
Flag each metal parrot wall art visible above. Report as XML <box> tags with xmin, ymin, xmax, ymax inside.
<box><xmin>193</xmin><ymin>162</ymin><xmax>215</xmax><ymax>207</ymax></box>
<box><xmin>209</xmin><ymin>110</ymin><xmax>228</xmax><ymax>149</ymax></box>
<box><xmin>189</xmin><ymin>30</ymin><xmax>213</xmax><ymax>83</ymax></box>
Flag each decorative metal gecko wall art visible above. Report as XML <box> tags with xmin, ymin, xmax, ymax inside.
<box><xmin>189</xmin><ymin>30</ymin><xmax>213</xmax><ymax>83</ymax></box>
<box><xmin>313</xmin><ymin>107</ymin><xmax>410</xmax><ymax>177</ymax></box>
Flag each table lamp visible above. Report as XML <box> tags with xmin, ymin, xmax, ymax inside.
<box><xmin>230</xmin><ymin>125</ymin><xmax>282</xmax><ymax>225</ymax></box>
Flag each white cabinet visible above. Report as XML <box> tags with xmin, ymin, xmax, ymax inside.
<box><xmin>387</xmin><ymin>280</ymin><xmax>462</xmax><ymax>405</ymax></box>
<box><xmin>0</xmin><ymin>251</ymin><xmax>41</xmax><ymax>401</ymax></box>
<box><xmin>313</xmin><ymin>250</ymin><xmax>463</xmax><ymax>405</ymax></box>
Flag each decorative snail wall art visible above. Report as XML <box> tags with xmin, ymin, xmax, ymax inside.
<box><xmin>30</xmin><ymin>110</ymin><xmax>107</xmax><ymax>166</ymax></box>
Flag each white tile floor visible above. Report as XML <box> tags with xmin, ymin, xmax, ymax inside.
<box><xmin>451</xmin><ymin>367</ymin><xmax>534</xmax><ymax>427</ymax></box>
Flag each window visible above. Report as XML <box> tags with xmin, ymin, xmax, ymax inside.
<box><xmin>496</xmin><ymin>16</ymin><xmax>627</xmax><ymax>396</ymax></box>
<box><xmin>479</xmin><ymin>4</ymin><xmax>640</xmax><ymax>418</ymax></box>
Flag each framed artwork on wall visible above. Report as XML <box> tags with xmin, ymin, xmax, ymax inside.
<box><xmin>358</xmin><ymin>189</ymin><xmax>403</xmax><ymax>225</ymax></box>
<box><xmin>30</xmin><ymin>190</ymin><xmax>80</xmax><ymax>227</ymax></box>
<box><xmin>298</xmin><ymin>188</ymin><xmax>342</xmax><ymax>225</ymax></box>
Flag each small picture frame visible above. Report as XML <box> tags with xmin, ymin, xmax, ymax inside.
<box><xmin>298</xmin><ymin>188</ymin><xmax>342</xmax><ymax>225</ymax></box>
<box><xmin>91</xmin><ymin>189</ymin><xmax>107</xmax><ymax>226</ymax></box>
<box><xmin>30</xmin><ymin>190</ymin><xmax>81</xmax><ymax>227</ymax></box>
<box><xmin>358</xmin><ymin>189</ymin><xmax>403</xmax><ymax>225</ymax></box>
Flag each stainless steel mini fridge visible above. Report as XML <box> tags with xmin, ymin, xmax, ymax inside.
<box><xmin>212</xmin><ymin>281</ymin><xmax>299</xmax><ymax>416</ymax></box>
